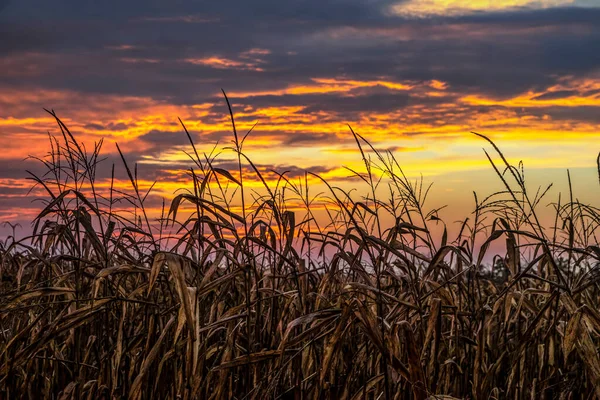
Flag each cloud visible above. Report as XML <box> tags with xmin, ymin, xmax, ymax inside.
<box><xmin>1</xmin><ymin>3</ymin><xmax>599</xmax><ymax>106</ymax></box>
<box><xmin>531</xmin><ymin>90</ymin><xmax>579</xmax><ymax>100</ymax></box>
<box><xmin>389</xmin><ymin>0</ymin><xmax>596</xmax><ymax>17</ymax></box>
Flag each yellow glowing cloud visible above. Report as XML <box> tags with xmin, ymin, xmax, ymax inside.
<box><xmin>185</xmin><ymin>49</ymin><xmax>270</xmax><ymax>72</ymax></box>
<box><xmin>429</xmin><ymin>80</ymin><xmax>449</xmax><ymax>90</ymax></box>
<box><xmin>228</xmin><ymin>78</ymin><xmax>413</xmax><ymax>98</ymax></box>
<box><xmin>462</xmin><ymin>93</ymin><xmax>600</xmax><ymax>108</ymax></box>
<box><xmin>461</xmin><ymin>78</ymin><xmax>600</xmax><ymax>108</ymax></box>
<box><xmin>0</xmin><ymin>116</ymin><xmax>56</xmax><ymax>127</ymax></box>
<box><xmin>185</xmin><ymin>57</ymin><xmax>265</xmax><ymax>71</ymax></box>
<box><xmin>390</xmin><ymin>0</ymin><xmax>576</xmax><ymax>17</ymax></box>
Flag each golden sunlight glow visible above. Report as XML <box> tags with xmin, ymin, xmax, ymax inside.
<box><xmin>462</xmin><ymin>78</ymin><xmax>600</xmax><ymax>108</ymax></box>
<box><xmin>390</xmin><ymin>0</ymin><xmax>576</xmax><ymax>17</ymax></box>
<box><xmin>228</xmin><ymin>78</ymin><xmax>413</xmax><ymax>98</ymax></box>
<box><xmin>3</xmin><ymin>72</ymin><xmax>600</xmax><ymax>233</ymax></box>
<box><xmin>185</xmin><ymin>57</ymin><xmax>264</xmax><ymax>71</ymax></box>
<box><xmin>429</xmin><ymin>80</ymin><xmax>448</xmax><ymax>90</ymax></box>
<box><xmin>185</xmin><ymin>49</ymin><xmax>270</xmax><ymax>71</ymax></box>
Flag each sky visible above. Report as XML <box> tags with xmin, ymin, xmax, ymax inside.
<box><xmin>1</xmin><ymin>0</ymin><xmax>599</xmax><ymax>244</ymax></box>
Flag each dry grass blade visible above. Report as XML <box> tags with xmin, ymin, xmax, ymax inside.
<box><xmin>212</xmin><ymin>167</ymin><xmax>242</xmax><ymax>186</ymax></box>
<box><xmin>400</xmin><ymin>321</ymin><xmax>427</xmax><ymax>400</ymax></box>
<box><xmin>128</xmin><ymin>316</ymin><xmax>176</xmax><ymax>400</ymax></box>
<box><xmin>563</xmin><ymin>310</ymin><xmax>582</xmax><ymax>359</ymax></box>
<box><xmin>6</xmin><ymin>287</ymin><xmax>76</xmax><ymax>304</ymax></box>
<box><xmin>162</xmin><ymin>253</ymin><xmax>196</xmax><ymax>341</ymax></box>
<box><xmin>213</xmin><ymin>350</ymin><xmax>285</xmax><ymax>370</ymax></box>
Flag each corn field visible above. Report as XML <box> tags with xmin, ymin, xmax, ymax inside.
<box><xmin>1</xmin><ymin>95</ymin><xmax>600</xmax><ymax>399</ymax></box>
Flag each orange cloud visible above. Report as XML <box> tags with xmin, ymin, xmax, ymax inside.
<box><xmin>462</xmin><ymin>77</ymin><xmax>600</xmax><ymax>108</ymax></box>
<box><xmin>228</xmin><ymin>78</ymin><xmax>414</xmax><ymax>98</ymax></box>
<box><xmin>184</xmin><ymin>48</ymin><xmax>271</xmax><ymax>71</ymax></box>
<box><xmin>185</xmin><ymin>57</ymin><xmax>265</xmax><ymax>71</ymax></box>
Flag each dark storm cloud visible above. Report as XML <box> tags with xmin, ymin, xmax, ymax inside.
<box><xmin>532</xmin><ymin>91</ymin><xmax>580</xmax><ymax>101</ymax></box>
<box><xmin>84</xmin><ymin>122</ymin><xmax>130</xmax><ymax>131</ymax></box>
<box><xmin>454</xmin><ymin>6</ymin><xmax>600</xmax><ymax>25</ymax></box>
<box><xmin>139</xmin><ymin>130</ymin><xmax>190</xmax><ymax>147</ymax></box>
<box><xmin>0</xmin><ymin>0</ymin><xmax>9</xmax><ymax>13</ymax></box>
<box><xmin>0</xmin><ymin>0</ymin><xmax>399</xmax><ymax>60</ymax></box>
<box><xmin>0</xmin><ymin>0</ymin><xmax>598</xmax><ymax>105</ymax></box>
<box><xmin>523</xmin><ymin>106</ymin><xmax>600</xmax><ymax>125</ymax></box>
<box><xmin>281</xmin><ymin>132</ymin><xmax>333</xmax><ymax>146</ymax></box>
<box><xmin>0</xmin><ymin>23</ymin><xmax>61</xmax><ymax>54</ymax></box>
<box><xmin>0</xmin><ymin>158</ymin><xmax>43</xmax><ymax>180</ymax></box>
<box><xmin>228</xmin><ymin>92</ymin><xmax>421</xmax><ymax>115</ymax></box>
<box><xmin>208</xmin><ymin>160</ymin><xmax>335</xmax><ymax>179</ymax></box>
<box><xmin>1</xmin><ymin>0</ymin><xmax>399</xmax><ymax>24</ymax></box>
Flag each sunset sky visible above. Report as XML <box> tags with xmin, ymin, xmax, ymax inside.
<box><xmin>1</xmin><ymin>0</ymin><xmax>600</xmax><ymax>241</ymax></box>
